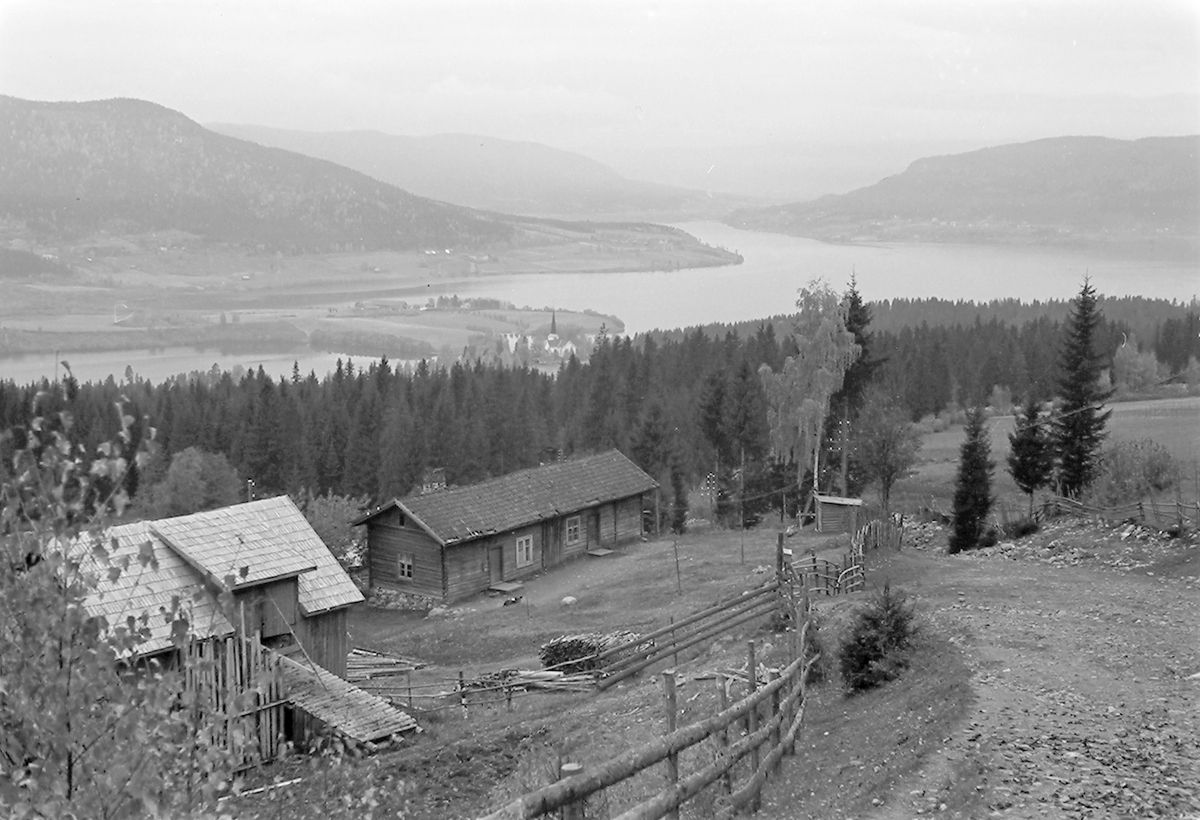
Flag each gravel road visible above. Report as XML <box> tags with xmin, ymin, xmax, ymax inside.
<box><xmin>867</xmin><ymin>546</ymin><xmax>1200</xmax><ymax>819</ymax></box>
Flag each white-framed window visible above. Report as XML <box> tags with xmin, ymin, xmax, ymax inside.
<box><xmin>565</xmin><ymin>516</ymin><xmax>581</xmax><ymax>545</ymax></box>
<box><xmin>397</xmin><ymin>553</ymin><xmax>414</xmax><ymax>580</ymax></box>
<box><xmin>516</xmin><ymin>535</ymin><xmax>534</xmax><ymax>568</ymax></box>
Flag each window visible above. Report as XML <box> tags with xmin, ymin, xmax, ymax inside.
<box><xmin>566</xmin><ymin>516</ymin><xmax>581</xmax><ymax>545</ymax></box>
<box><xmin>516</xmin><ymin>535</ymin><xmax>534</xmax><ymax>568</ymax></box>
<box><xmin>397</xmin><ymin>553</ymin><xmax>414</xmax><ymax>580</ymax></box>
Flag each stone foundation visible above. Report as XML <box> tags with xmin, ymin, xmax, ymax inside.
<box><xmin>368</xmin><ymin>586</ymin><xmax>438</xmax><ymax>611</ymax></box>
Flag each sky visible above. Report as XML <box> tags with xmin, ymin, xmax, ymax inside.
<box><xmin>1</xmin><ymin>0</ymin><xmax>1197</xmax><ymax>165</ymax></box>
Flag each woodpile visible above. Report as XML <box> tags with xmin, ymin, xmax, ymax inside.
<box><xmin>346</xmin><ymin>647</ymin><xmax>425</xmax><ymax>682</ymax></box>
<box><xmin>539</xmin><ymin>630</ymin><xmax>650</xmax><ymax>674</ymax></box>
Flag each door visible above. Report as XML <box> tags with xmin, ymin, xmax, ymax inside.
<box><xmin>488</xmin><ymin>543</ymin><xmax>503</xmax><ymax>583</ymax></box>
<box><xmin>588</xmin><ymin>510</ymin><xmax>601</xmax><ymax>548</ymax></box>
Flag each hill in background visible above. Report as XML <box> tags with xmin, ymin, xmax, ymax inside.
<box><xmin>727</xmin><ymin>136</ymin><xmax>1200</xmax><ymax>260</ymax></box>
<box><xmin>207</xmin><ymin>124</ymin><xmax>759</xmax><ymax>221</ymax></box>
<box><xmin>0</xmin><ymin>96</ymin><xmax>513</xmax><ymax>253</ymax></box>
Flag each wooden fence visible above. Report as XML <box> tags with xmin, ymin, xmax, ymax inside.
<box><xmin>1041</xmin><ymin>495</ymin><xmax>1199</xmax><ymax>532</ymax></box>
<box><xmin>478</xmin><ymin>623</ymin><xmax>818</xmax><ymax>820</ymax></box>
<box><xmin>595</xmin><ymin>580</ymin><xmax>784</xmax><ymax>691</ymax></box>
<box><xmin>185</xmin><ymin>634</ymin><xmax>285</xmax><ymax>771</ymax></box>
<box><xmin>857</xmin><ymin>517</ymin><xmax>903</xmax><ymax>551</ymax></box>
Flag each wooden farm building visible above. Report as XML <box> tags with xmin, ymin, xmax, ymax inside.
<box><xmin>80</xmin><ymin>497</ymin><xmax>416</xmax><ymax>752</ymax></box>
<box><xmin>811</xmin><ymin>493</ymin><xmax>864</xmax><ymax>534</ymax></box>
<box><xmin>358</xmin><ymin>450</ymin><xmax>659</xmax><ymax>603</ymax></box>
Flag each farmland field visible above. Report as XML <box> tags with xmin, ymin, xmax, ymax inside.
<box><xmin>891</xmin><ymin>395</ymin><xmax>1200</xmax><ymax>514</ymax></box>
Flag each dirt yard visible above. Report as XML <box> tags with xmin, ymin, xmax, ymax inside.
<box><xmin>227</xmin><ymin>518</ymin><xmax>1200</xmax><ymax>820</ymax></box>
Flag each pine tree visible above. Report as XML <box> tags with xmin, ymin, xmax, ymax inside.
<box><xmin>950</xmin><ymin>406</ymin><xmax>994</xmax><ymax>553</ymax></box>
<box><xmin>1054</xmin><ymin>280</ymin><xmax>1112</xmax><ymax>497</ymax></box>
<box><xmin>1007</xmin><ymin>395</ymin><xmax>1052</xmax><ymax>515</ymax></box>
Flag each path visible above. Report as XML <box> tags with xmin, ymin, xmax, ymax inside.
<box><xmin>881</xmin><ymin>552</ymin><xmax>1197</xmax><ymax>818</ymax></box>
<box><xmin>761</xmin><ymin>543</ymin><xmax>1199</xmax><ymax>819</ymax></box>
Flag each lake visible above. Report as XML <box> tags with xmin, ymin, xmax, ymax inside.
<box><xmin>430</xmin><ymin>222</ymin><xmax>1199</xmax><ymax>334</ymax></box>
<box><xmin>2</xmin><ymin>223</ymin><xmax>1195</xmax><ymax>383</ymax></box>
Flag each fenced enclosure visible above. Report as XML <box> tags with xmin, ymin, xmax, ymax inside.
<box><xmin>184</xmin><ymin>634</ymin><xmax>285</xmax><ymax>771</ymax></box>
<box><xmin>478</xmin><ymin>623</ymin><xmax>818</xmax><ymax>820</ymax></box>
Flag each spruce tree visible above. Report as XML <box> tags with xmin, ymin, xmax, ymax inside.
<box><xmin>1007</xmin><ymin>394</ymin><xmax>1052</xmax><ymax>515</ymax></box>
<box><xmin>1054</xmin><ymin>280</ymin><xmax>1112</xmax><ymax>497</ymax></box>
<box><xmin>950</xmin><ymin>406</ymin><xmax>994</xmax><ymax>553</ymax></box>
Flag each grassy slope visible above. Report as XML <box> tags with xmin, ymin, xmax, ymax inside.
<box><xmin>890</xmin><ymin>396</ymin><xmax>1200</xmax><ymax>515</ymax></box>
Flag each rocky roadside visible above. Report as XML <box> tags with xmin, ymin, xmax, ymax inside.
<box><xmin>867</xmin><ymin>518</ymin><xmax>1200</xmax><ymax>819</ymax></box>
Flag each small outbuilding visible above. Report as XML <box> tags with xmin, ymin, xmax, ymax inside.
<box><xmin>86</xmin><ymin>496</ymin><xmax>364</xmax><ymax>677</ymax></box>
<box><xmin>357</xmin><ymin>450</ymin><xmax>659</xmax><ymax>603</ymax></box>
<box><xmin>811</xmin><ymin>493</ymin><xmax>864</xmax><ymax>534</ymax></box>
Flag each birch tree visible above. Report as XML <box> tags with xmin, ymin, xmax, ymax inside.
<box><xmin>759</xmin><ymin>279</ymin><xmax>861</xmax><ymax>495</ymax></box>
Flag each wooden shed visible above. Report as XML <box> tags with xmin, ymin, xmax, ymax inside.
<box><xmin>79</xmin><ymin>497</ymin><xmax>414</xmax><ymax>754</ymax></box>
<box><xmin>358</xmin><ymin>450</ymin><xmax>659</xmax><ymax>603</ymax></box>
<box><xmin>812</xmin><ymin>493</ymin><xmax>864</xmax><ymax>534</ymax></box>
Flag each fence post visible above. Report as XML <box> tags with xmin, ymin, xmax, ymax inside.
<box><xmin>459</xmin><ymin>671</ymin><xmax>467</xmax><ymax>721</ymax></box>
<box><xmin>747</xmin><ymin>641</ymin><xmax>759</xmax><ymax>811</ymax></box>
<box><xmin>559</xmin><ymin>762</ymin><xmax>586</xmax><ymax>820</ymax></box>
<box><xmin>776</xmin><ymin>532</ymin><xmax>784</xmax><ymax>575</ymax></box>
<box><xmin>662</xmin><ymin>671</ymin><xmax>679</xmax><ymax>820</ymax></box>
<box><xmin>670</xmin><ymin>616</ymin><xmax>678</xmax><ymax>668</ymax></box>
<box><xmin>716</xmin><ymin>676</ymin><xmax>732</xmax><ymax>797</ymax></box>
<box><xmin>768</xmin><ymin>668</ymin><xmax>782</xmax><ymax>772</ymax></box>
<box><xmin>406</xmin><ymin>669</ymin><xmax>413</xmax><ymax>709</ymax></box>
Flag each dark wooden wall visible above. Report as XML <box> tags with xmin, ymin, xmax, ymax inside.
<box><xmin>299</xmin><ymin>608</ymin><xmax>349</xmax><ymax>678</ymax></box>
<box><xmin>368</xmin><ymin>521</ymin><xmax>444</xmax><ymax>599</ymax></box>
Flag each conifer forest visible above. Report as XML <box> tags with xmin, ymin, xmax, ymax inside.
<box><xmin>1</xmin><ymin>293</ymin><xmax>1196</xmax><ymax>524</ymax></box>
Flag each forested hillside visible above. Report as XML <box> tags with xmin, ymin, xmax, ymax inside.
<box><xmin>2</xmin><ymin>292</ymin><xmax>1196</xmax><ymax>526</ymax></box>
<box><xmin>208</xmin><ymin>124</ymin><xmax>752</xmax><ymax>220</ymax></box>
<box><xmin>727</xmin><ymin>136</ymin><xmax>1200</xmax><ymax>257</ymax></box>
<box><xmin>0</xmin><ymin>96</ymin><xmax>512</xmax><ymax>252</ymax></box>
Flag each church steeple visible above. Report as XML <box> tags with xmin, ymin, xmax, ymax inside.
<box><xmin>550</xmin><ymin>310</ymin><xmax>557</xmax><ymax>336</ymax></box>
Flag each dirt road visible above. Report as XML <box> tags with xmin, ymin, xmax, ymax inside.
<box><xmin>860</xmin><ymin>546</ymin><xmax>1198</xmax><ymax>819</ymax></box>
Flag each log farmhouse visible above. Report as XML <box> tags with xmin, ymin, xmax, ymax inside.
<box><xmin>358</xmin><ymin>450</ymin><xmax>659</xmax><ymax>603</ymax></box>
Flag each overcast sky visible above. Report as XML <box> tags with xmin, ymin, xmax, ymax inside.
<box><xmin>1</xmin><ymin>0</ymin><xmax>1196</xmax><ymax>161</ymax></box>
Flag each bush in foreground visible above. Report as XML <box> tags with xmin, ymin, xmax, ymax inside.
<box><xmin>839</xmin><ymin>583</ymin><xmax>917</xmax><ymax>693</ymax></box>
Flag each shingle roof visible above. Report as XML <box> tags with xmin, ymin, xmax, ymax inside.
<box><xmin>152</xmin><ymin>497</ymin><xmax>363</xmax><ymax>614</ymax></box>
<box><xmin>78</xmin><ymin>499</ymin><xmax>362</xmax><ymax>653</ymax></box>
<box><xmin>242</xmin><ymin>496</ymin><xmax>366</xmax><ymax>615</ymax></box>
<box><xmin>363</xmin><ymin>450</ymin><xmax>658</xmax><ymax>545</ymax></box>
<box><xmin>152</xmin><ymin>499</ymin><xmax>317</xmax><ymax>589</ymax></box>
<box><xmin>77</xmin><ymin>521</ymin><xmax>235</xmax><ymax>655</ymax></box>
<box><xmin>279</xmin><ymin>654</ymin><xmax>418</xmax><ymax>742</ymax></box>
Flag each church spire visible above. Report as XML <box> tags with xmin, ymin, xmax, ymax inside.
<box><xmin>550</xmin><ymin>309</ymin><xmax>557</xmax><ymax>336</ymax></box>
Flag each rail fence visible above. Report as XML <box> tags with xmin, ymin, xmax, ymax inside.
<box><xmin>478</xmin><ymin>623</ymin><xmax>818</xmax><ymax>820</ymax></box>
<box><xmin>1040</xmin><ymin>495</ymin><xmax>1199</xmax><ymax>532</ymax></box>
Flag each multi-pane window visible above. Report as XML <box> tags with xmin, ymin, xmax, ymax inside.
<box><xmin>566</xmin><ymin>516</ymin><xmax>581</xmax><ymax>545</ymax></box>
<box><xmin>397</xmin><ymin>553</ymin><xmax>414</xmax><ymax>580</ymax></box>
<box><xmin>516</xmin><ymin>535</ymin><xmax>534</xmax><ymax>568</ymax></box>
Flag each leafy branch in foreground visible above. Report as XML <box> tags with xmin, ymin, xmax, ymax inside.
<box><xmin>1</xmin><ymin>389</ymin><xmax>253</xmax><ymax>818</ymax></box>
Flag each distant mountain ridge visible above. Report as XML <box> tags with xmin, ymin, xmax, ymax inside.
<box><xmin>727</xmin><ymin>136</ymin><xmax>1200</xmax><ymax>258</ymax></box>
<box><xmin>0</xmin><ymin>96</ymin><xmax>512</xmax><ymax>252</ymax></box>
<box><xmin>207</xmin><ymin>124</ymin><xmax>756</xmax><ymax>220</ymax></box>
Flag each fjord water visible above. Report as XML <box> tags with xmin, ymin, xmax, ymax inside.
<box><xmin>436</xmin><ymin>222</ymin><xmax>1199</xmax><ymax>335</ymax></box>
<box><xmin>2</xmin><ymin>223</ymin><xmax>1195</xmax><ymax>384</ymax></box>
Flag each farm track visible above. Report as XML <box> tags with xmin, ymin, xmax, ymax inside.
<box><xmin>835</xmin><ymin>548</ymin><xmax>1199</xmax><ymax>819</ymax></box>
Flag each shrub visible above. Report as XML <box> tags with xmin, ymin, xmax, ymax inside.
<box><xmin>839</xmin><ymin>583</ymin><xmax>917</xmax><ymax>693</ymax></box>
<box><xmin>1000</xmin><ymin>516</ymin><xmax>1040</xmax><ymax>540</ymax></box>
<box><xmin>1084</xmin><ymin>438</ymin><xmax>1181</xmax><ymax>507</ymax></box>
